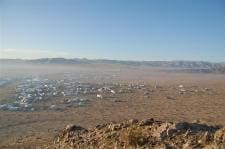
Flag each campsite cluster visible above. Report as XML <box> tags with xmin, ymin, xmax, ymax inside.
<box><xmin>0</xmin><ymin>76</ymin><xmax>214</xmax><ymax>112</ymax></box>
<box><xmin>0</xmin><ymin>76</ymin><xmax>147</xmax><ymax>111</ymax></box>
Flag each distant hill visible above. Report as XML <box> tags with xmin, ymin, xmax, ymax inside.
<box><xmin>1</xmin><ymin>58</ymin><xmax>225</xmax><ymax>73</ymax></box>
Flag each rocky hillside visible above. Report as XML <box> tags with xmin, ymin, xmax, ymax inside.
<box><xmin>50</xmin><ymin>118</ymin><xmax>225</xmax><ymax>149</ymax></box>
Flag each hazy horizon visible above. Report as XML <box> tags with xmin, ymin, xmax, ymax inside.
<box><xmin>1</xmin><ymin>57</ymin><xmax>225</xmax><ymax>64</ymax></box>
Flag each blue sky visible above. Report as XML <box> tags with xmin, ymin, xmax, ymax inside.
<box><xmin>0</xmin><ymin>0</ymin><xmax>225</xmax><ymax>62</ymax></box>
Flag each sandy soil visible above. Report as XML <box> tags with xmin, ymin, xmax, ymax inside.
<box><xmin>0</xmin><ymin>64</ymin><xmax>225</xmax><ymax>148</ymax></box>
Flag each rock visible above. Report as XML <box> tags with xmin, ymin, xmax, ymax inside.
<box><xmin>175</xmin><ymin>122</ymin><xmax>190</xmax><ymax>130</ymax></box>
<box><xmin>95</xmin><ymin>124</ymin><xmax>107</xmax><ymax>130</ymax></box>
<box><xmin>166</xmin><ymin>126</ymin><xmax>178</xmax><ymax>138</ymax></box>
<box><xmin>65</xmin><ymin>124</ymin><xmax>86</xmax><ymax>132</ymax></box>
<box><xmin>139</xmin><ymin>118</ymin><xmax>154</xmax><ymax>126</ymax></box>
<box><xmin>128</xmin><ymin>119</ymin><xmax>139</xmax><ymax>124</ymax></box>
<box><xmin>108</xmin><ymin>124</ymin><xmax>122</xmax><ymax>131</ymax></box>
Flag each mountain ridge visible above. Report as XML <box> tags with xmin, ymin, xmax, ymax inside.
<box><xmin>1</xmin><ymin>58</ymin><xmax>225</xmax><ymax>73</ymax></box>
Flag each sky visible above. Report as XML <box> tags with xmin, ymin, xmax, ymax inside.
<box><xmin>0</xmin><ymin>0</ymin><xmax>225</xmax><ymax>62</ymax></box>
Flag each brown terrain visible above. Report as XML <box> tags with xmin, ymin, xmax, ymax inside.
<box><xmin>0</xmin><ymin>62</ymin><xmax>225</xmax><ymax>148</ymax></box>
<box><xmin>51</xmin><ymin>118</ymin><xmax>225</xmax><ymax>149</ymax></box>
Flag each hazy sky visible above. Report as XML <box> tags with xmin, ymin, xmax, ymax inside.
<box><xmin>0</xmin><ymin>0</ymin><xmax>225</xmax><ymax>61</ymax></box>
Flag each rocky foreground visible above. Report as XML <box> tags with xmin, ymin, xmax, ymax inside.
<box><xmin>50</xmin><ymin>118</ymin><xmax>225</xmax><ymax>149</ymax></box>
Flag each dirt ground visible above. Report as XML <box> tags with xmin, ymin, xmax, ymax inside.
<box><xmin>0</xmin><ymin>64</ymin><xmax>225</xmax><ymax>148</ymax></box>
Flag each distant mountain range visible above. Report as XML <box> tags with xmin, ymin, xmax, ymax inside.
<box><xmin>1</xmin><ymin>58</ymin><xmax>225</xmax><ymax>73</ymax></box>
